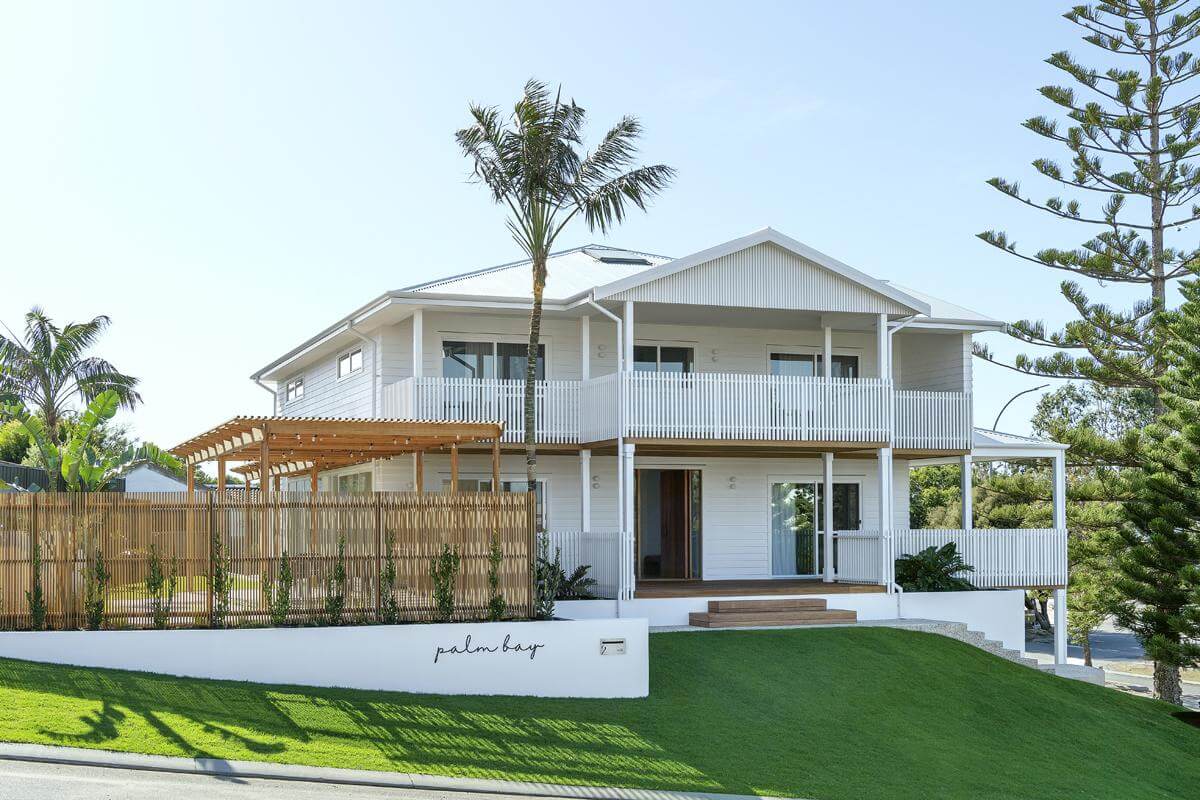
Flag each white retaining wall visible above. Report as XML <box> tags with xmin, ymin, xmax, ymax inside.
<box><xmin>559</xmin><ymin>588</ymin><xmax>1024</xmax><ymax>651</ymax></box>
<box><xmin>0</xmin><ymin>618</ymin><xmax>649</xmax><ymax>698</ymax></box>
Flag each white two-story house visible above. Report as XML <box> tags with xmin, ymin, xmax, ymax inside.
<box><xmin>251</xmin><ymin>228</ymin><xmax>1068</xmax><ymax>651</ymax></box>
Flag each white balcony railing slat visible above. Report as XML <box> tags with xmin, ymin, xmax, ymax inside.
<box><xmin>384</xmin><ymin>375</ymin><xmax>975</xmax><ymax>450</ymax></box>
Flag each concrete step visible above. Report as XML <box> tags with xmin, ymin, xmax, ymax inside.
<box><xmin>707</xmin><ymin>598</ymin><xmax>827</xmax><ymax>613</ymax></box>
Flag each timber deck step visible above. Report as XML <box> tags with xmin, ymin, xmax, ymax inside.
<box><xmin>688</xmin><ymin>598</ymin><xmax>858</xmax><ymax>628</ymax></box>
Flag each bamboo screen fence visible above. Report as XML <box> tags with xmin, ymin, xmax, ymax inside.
<box><xmin>0</xmin><ymin>491</ymin><xmax>535</xmax><ymax>630</ymax></box>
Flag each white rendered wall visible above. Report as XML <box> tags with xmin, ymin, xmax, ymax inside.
<box><xmin>559</xmin><ymin>589</ymin><xmax>1022</xmax><ymax>651</ymax></box>
<box><xmin>0</xmin><ymin>618</ymin><xmax>649</xmax><ymax>698</ymax></box>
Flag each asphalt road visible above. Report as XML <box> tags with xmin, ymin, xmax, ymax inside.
<box><xmin>0</xmin><ymin>760</ymin><xmax>534</xmax><ymax>800</ymax></box>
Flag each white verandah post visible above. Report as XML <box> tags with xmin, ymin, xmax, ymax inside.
<box><xmin>822</xmin><ymin>452</ymin><xmax>834</xmax><ymax>583</ymax></box>
<box><xmin>621</xmin><ymin>301</ymin><xmax>635</xmax><ymax>601</ymax></box>
<box><xmin>960</xmin><ymin>454</ymin><xmax>973</xmax><ymax>530</ymax></box>
<box><xmin>1052</xmin><ymin>449</ymin><xmax>1068</xmax><ymax>666</ymax></box>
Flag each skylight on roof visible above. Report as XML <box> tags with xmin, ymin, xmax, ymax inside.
<box><xmin>582</xmin><ymin>247</ymin><xmax>652</xmax><ymax>265</ymax></box>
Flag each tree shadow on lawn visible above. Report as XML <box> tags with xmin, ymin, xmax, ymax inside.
<box><xmin>1</xmin><ymin>628</ymin><xmax>1198</xmax><ymax>800</ymax></box>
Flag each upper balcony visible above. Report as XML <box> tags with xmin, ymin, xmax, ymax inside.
<box><xmin>383</xmin><ymin>374</ymin><xmax>972</xmax><ymax>452</ymax></box>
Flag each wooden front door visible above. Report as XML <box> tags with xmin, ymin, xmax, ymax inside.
<box><xmin>637</xmin><ymin>469</ymin><xmax>701</xmax><ymax>580</ymax></box>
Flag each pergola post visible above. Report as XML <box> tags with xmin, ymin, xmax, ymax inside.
<box><xmin>415</xmin><ymin>450</ymin><xmax>424</xmax><ymax>494</ymax></box>
<box><xmin>491</xmin><ymin>438</ymin><xmax>501</xmax><ymax>494</ymax></box>
<box><xmin>216</xmin><ymin>459</ymin><xmax>226</xmax><ymax>495</ymax></box>
<box><xmin>186</xmin><ymin>463</ymin><xmax>196</xmax><ymax>496</ymax></box>
<box><xmin>259</xmin><ymin>426</ymin><xmax>271</xmax><ymax>557</ymax></box>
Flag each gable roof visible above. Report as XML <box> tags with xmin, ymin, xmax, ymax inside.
<box><xmin>590</xmin><ymin>228</ymin><xmax>931</xmax><ymax>315</ymax></box>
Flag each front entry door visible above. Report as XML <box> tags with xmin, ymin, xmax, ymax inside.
<box><xmin>637</xmin><ymin>469</ymin><xmax>701</xmax><ymax>579</ymax></box>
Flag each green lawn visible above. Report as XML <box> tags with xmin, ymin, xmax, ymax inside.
<box><xmin>0</xmin><ymin>628</ymin><xmax>1196</xmax><ymax>800</ymax></box>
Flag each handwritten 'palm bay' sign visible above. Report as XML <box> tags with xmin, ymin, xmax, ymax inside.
<box><xmin>434</xmin><ymin>633</ymin><xmax>545</xmax><ymax>664</ymax></box>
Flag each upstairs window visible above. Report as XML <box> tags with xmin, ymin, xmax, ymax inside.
<box><xmin>337</xmin><ymin>347</ymin><xmax>363</xmax><ymax>379</ymax></box>
<box><xmin>634</xmin><ymin>345</ymin><xmax>694</xmax><ymax>374</ymax></box>
<box><xmin>442</xmin><ymin>340</ymin><xmax>545</xmax><ymax>380</ymax></box>
<box><xmin>769</xmin><ymin>352</ymin><xmax>859</xmax><ymax>379</ymax></box>
<box><xmin>284</xmin><ymin>377</ymin><xmax>304</xmax><ymax>403</ymax></box>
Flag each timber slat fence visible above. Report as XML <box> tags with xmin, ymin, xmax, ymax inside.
<box><xmin>0</xmin><ymin>491</ymin><xmax>535</xmax><ymax>630</ymax></box>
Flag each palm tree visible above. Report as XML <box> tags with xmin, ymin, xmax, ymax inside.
<box><xmin>456</xmin><ymin>80</ymin><xmax>674</xmax><ymax>487</ymax></box>
<box><xmin>0</xmin><ymin>308</ymin><xmax>140</xmax><ymax>480</ymax></box>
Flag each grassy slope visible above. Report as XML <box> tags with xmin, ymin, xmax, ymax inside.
<box><xmin>0</xmin><ymin>627</ymin><xmax>1195</xmax><ymax>800</ymax></box>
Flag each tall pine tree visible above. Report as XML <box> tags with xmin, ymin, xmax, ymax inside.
<box><xmin>1118</xmin><ymin>276</ymin><xmax>1200</xmax><ymax>705</ymax></box>
<box><xmin>979</xmin><ymin>2</ymin><xmax>1200</xmax><ymax>422</ymax></box>
<box><xmin>981</xmin><ymin>1</ymin><xmax>1200</xmax><ymax>702</ymax></box>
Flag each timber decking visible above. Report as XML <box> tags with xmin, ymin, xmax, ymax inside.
<box><xmin>634</xmin><ymin>578</ymin><xmax>885</xmax><ymax>599</ymax></box>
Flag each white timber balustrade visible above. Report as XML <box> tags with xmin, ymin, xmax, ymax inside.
<box><xmin>384</xmin><ymin>375</ymin><xmax>974</xmax><ymax>449</ymax></box>
<box><xmin>833</xmin><ymin>530</ymin><xmax>889</xmax><ymax>584</ymax></box>
<box><xmin>384</xmin><ymin>377</ymin><xmax>580</xmax><ymax>443</ymax></box>
<box><xmin>546</xmin><ymin>529</ymin><xmax>622</xmax><ymax>599</ymax></box>
<box><xmin>620</xmin><ymin>373</ymin><xmax>892</xmax><ymax>442</ymax></box>
<box><xmin>892</xmin><ymin>528</ymin><xmax>1068</xmax><ymax>588</ymax></box>
<box><xmin>893</xmin><ymin>390</ymin><xmax>973</xmax><ymax>450</ymax></box>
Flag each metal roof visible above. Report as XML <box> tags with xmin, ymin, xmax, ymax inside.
<box><xmin>403</xmin><ymin>244</ymin><xmax>671</xmax><ymax>302</ymax></box>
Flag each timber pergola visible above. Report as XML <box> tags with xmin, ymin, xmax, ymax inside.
<box><xmin>170</xmin><ymin>416</ymin><xmax>505</xmax><ymax>497</ymax></box>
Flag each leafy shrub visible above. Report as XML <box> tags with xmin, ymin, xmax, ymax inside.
<box><xmin>380</xmin><ymin>531</ymin><xmax>399</xmax><ymax>625</ymax></box>
<box><xmin>429</xmin><ymin>544</ymin><xmax>460</xmax><ymax>622</ymax></box>
<box><xmin>210</xmin><ymin>531</ymin><xmax>232</xmax><ymax>628</ymax></box>
<box><xmin>533</xmin><ymin>534</ymin><xmax>562</xmax><ymax>619</ymax></box>
<box><xmin>83</xmin><ymin>548</ymin><xmax>109</xmax><ymax>630</ymax></box>
<box><xmin>145</xmin><ymin>544</ymin><xmax>178</xmax><ymax>629</ymax></box>
<box><xmin>895</xmin><ymin>543</ymin><xmax>975</xmax><ymax>592</ymax></box>
<box><xmin>324</xmin><ymin>535</ymin><xmax>347</xmax><ymax>626</ymax></box>
<box><xmin>486</xmin><ymin>532</ymin><xmax>507</xmax><ymax>621</ymax></box>
<box><xmin>554</xmin><ymin>563</ymin><xmax>598</xmax><ymax>600</ymax></box>
<box><xmin>26</xmin><ymin>537</ymin><xmax>45</xmax><ymax>630</ymax></box>
<box><xmin>262</xmin><ymin>553</ymin><xmax>294</xmax><ymax>627</ymax></box>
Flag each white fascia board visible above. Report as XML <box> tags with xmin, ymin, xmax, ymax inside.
<box><xmin>252</xmin><ymin>293</ymin><xmax>576</xmax><ymax>383</ymax></box>
<box><xmin>903</xmin><ymin>320</ymin><xmax>1009</xmax><ymax>333</ymax></box>
<box><xmin>589</xmin><ymin>227</ymin><xmax>932</xmax><ymax>316</ymax></box>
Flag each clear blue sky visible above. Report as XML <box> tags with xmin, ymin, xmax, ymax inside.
<box><xmin>0</xmin><ymin>1</ymin><xmax>1149</xmax><ymax>446</ymax></box>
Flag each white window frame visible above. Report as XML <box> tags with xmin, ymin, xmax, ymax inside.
<box><xmin>766</xmin><ymin>474</ymin><xmax>864</xmax><ymax>578</ymax></box>
<box><xmin>632</xmin><ymin>341</ymin><xmax>698</xmax><ymax>373</ymax></box>
<box><xmin>764</xmin><ymin>345</ymin><xmax>863</xmax><ymax>378</ymax></box>
<box><xmin>437</xmin><ymin>333</ymin><xmax>553</xmax><ymax>379</ymax></box>
<box><xmin>336</xmin><ymin>346</ymin><xmax>364</xmax><ymax>381</ymax></box>
<box><xmin>284</xmin><ymin>376</ymin><xmax>305</xmax><ymax>404</ymax></box>
<box><xmin>442</xmin><ymin>473</ymin><xmax>550</xmax><ymax>529</ymax></box>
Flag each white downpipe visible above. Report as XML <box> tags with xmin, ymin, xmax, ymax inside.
<box><xmin>347</xmin><ymin>324</ymin><xmax>378</xmax><ymax>417</ymax></box>
<box><xmin>585</xmin><ymin>298</ymin><xmax>628</xmax><ymax>610</ymax></box>
<box><xmin>254</xmin><ymin>378</ymin><xmax>277</xmax><ymax>415</ymax></box>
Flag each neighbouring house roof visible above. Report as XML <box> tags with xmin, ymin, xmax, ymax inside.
<box><xmin>170</xmin><ymin>416</ymin><xmax>505</xmax><ymax>480</ymax></box>
<box><xmin>118</xmin><ymin>460</ymin><xmax>187</xmax><ymax>484</ymax></box>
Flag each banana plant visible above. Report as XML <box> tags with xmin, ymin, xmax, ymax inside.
<box><xmin>1</xmin><ymin>390</ymin><xmax>132</xmax><ymax>492</ymax></box>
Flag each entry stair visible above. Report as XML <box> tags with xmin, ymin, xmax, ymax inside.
<box><xmin>687</xmin><ymin>598</ymin><xmax>856</xmax><ymax>628</ymax></box>
<box><xmin>685</xmin><ymin>599</ymin><xmax>1040</xmax><ymax>669</ymax></box>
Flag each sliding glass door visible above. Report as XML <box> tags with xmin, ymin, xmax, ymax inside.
<box><xmin>770</xmin><ymin>481</ymin><xmax>861</xmax><ymax>576</ymax></box>
<box><xmin>771</xmin><ymin>482</ymin><xmax>818</xmax><ymax>576</ymax></box>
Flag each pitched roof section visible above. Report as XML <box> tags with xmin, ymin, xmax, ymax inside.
<box><xmin>403</xmin><ymin>244</ymin><xmax>671</xmax><ymax>302</ymax></box>
<box><xmin>884</xmin><ymin>283</ymin><xmax>1003</xmax><ymax>328</ymax></box>
<box><xmin>591</xmin><ymin>229</ymin><xmax>931</xmax><ymax>316</ymax></box>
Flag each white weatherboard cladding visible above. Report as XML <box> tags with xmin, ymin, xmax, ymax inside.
<box><xmin>896</xmin><ymin>331</ymin><xmax>972</xmax><ymax>392</ymax></box>
<box><xmin>275</xmin><ymin>333</ymin><xmax>377</xmax><ymax>418</ymax></box>
<box><xmin>0</xmin><ymin>618</ymin><xmax>650</xmax><ymax>698</ymax></box>
<box><xmin>315</xmin><ymin>452</ymin><xmax>909</xmax><ymax>581</ymax></box>
<box><xmin>607</xmin><ymin>242</ymin><xmax>914</xmax><ymax>314</ymax></box>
